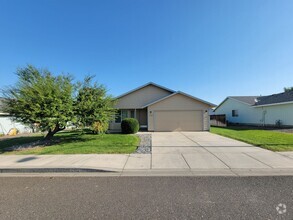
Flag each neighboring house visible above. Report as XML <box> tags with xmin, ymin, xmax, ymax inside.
<box><xmin>109</xmin><ymin>82</ymin><xmax>216</xmax><ymax>132</ymax></box>
<box><xmin>214</xmin><ymin>91</ymin><xmax>293</xmax><ymax>127</ymax></box>
<box><xmin>0</xmin><ymin>98</ymin><xmax>32</xmax><ymax>135</ymax></box>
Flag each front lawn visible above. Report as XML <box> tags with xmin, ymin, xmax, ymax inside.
<box><xmin>210</xmin><ymin>126</ymin><xmax>293</xmax><ymax>151</ymax></box>
<box><xmin>0</xmin><ymin>131</ymin><xmax>139</xmax><ymax>155</ymax></box>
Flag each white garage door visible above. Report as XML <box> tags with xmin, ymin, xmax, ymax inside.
<box><xmin>154</xmin><ymin>110</ymin><xmax>203</xmax><ymax>131</ymax></box>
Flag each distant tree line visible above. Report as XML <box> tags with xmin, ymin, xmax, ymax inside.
<box><xmin>284</xmin><ymin>87</ymin><xmax>293</xmax><ymax>92</ymax></box>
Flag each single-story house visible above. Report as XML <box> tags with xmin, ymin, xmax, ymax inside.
<box><xmin>214</xmin><ymin>91</ymin><xmax>293</xmax><ymax>127</ymax></box>
<box><xmin>109</xmin><ymin>82</ymin><xmax>216</xmax><ymax>132</ymax></box>
<box><xmin>0</xmin><ymin>98</ymin><xmax>32</xmax><ymax>135</ymax></box>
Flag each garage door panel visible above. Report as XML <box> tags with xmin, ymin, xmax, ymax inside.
<box><xmin>154</xmin><ymin>111</ymin><xmax>203</xmax><ymax>131</ymax></box>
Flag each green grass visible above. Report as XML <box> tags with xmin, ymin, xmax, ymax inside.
<box><xmin>210</xmin><ymin>126</ymin><xmax>293</xmax><ymax>151</ymax></box>
<box><xmin>0</xmin><ymin>131</ymin><xmax>139</xmax><ymax>155</ymax></box>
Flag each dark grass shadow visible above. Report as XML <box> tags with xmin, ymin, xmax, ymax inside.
<box><xmin>0</xmin><ymin>131</ymin><xmax>99</xmax><ymax>154</ymax></box>
<box><xmin>0</xmin><ymin>136</ymin><xmax>42</xmax><ymax>153</ymax></box>
<box><xmin>212</xmin><ymin>125</ymin><xmax>293</xmax><ymax>131</ymax></box>
<box><xmin>212</xmin><ymin>125</ymin><xmax>265</xmax><ymax>131</ymax></box>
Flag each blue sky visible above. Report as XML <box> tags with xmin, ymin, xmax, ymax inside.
<box><xmin>0</xmin><ymin>0</ymin><xmax>293</xmax><ymax>104</ymax></box>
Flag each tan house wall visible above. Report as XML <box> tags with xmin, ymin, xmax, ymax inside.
<box><xmin>109</xmin><ymin>122</ymin><xmax>121</xmax><ymax>130</ymax></box>
<box><xmin>115</xmin><ymin>85</ymin><xmax>172</xmax><ymax>109</ymax></box>
<box><xmin>148</xmin><ymin>94</ymin><xmax>210</xmax><ymax>131</ymax></box>
<box><xmin>203</xmin><ymin>111</ymin><xmax>210</xmax><ymax>130</ymax></box>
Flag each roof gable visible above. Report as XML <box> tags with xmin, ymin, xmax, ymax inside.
<box><xmin>229</xmin><ymin>96</ymin><xmax>259</xmax><ymax>105</ymax></box>
<box><xmin>115</xmin><ymin>83</ymin><xmax>174</xmax><ymax>109</ymax></box>
<box><xmin>116</xmin><ymin>82</ymin><xmax>175</xmax><ymax>99</ymax></box>
<box><xmin>143</xmin><ymin>91</ymin><xmax>216</xmax><ymax>108</ymax></box>
<box><xmin>215</xmin><ymin>91</ymin><xmax>293</xmax><ymax>111</ymax></box>
<box><xmin>214</xmin><ymin>96</ymin><xmax>258</xmax><ymax>111</ymax></box>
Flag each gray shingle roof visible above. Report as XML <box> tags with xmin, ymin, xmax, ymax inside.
<box><xmin>254</xmin><ymin>91</ymin><xmax>293</xmax><ymax>106</ymax></box>
<box><xmin>229</xmin><ymin>96</ymin><xmax>259</xmax><ymax>105</ymax></box>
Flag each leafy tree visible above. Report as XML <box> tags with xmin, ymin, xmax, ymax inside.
<box><xmin>3</xmin><ymin>65</ymin><xmax>74</xmax><ymax>140</ymax></box>
<box><xmin>74</xmin><ymin>76</ymin><xmax>116</xmax><ymax>132</ymax></box>
<box><xmin>284</xmin><ymin>87</ymin><xmax>293</xmax><ymax>92</ymax></box>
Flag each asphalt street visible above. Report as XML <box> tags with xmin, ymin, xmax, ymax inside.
<box><xmin>0</xmin><ymin>176</ymin><xmax>292</xmax><ymax>219</ymax></box>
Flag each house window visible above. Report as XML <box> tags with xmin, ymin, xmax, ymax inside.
<box><xmin>121</xmin><ymin>110</ymin><xmax>128</xmax><ymax>120</ymax></box>
<box><xmin>130</xmin><ymin>110</ymin><xmax>135</xmax><ymax>118</ymax></box>
<box><xmin>232</xmin><ymin>110</ymin><xmax>238</xmax><ymax>117</ymax></box>
<box><xmin>115</xmin><ymin>110</ymin><xmax>129</xmax><ymax>123</ymax></box>
<box><xmin>115</xmin><ymin>110</ymin><xmax>121</xmax><ymax>123</ymax></box>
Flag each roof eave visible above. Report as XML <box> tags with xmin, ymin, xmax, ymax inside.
<box><xmin>177</xmin><ymin>91</ymin><xmax>216</xmax><ymax>107</ymax></box>
<box><xmin>253</xmin><ymin>101</ymin><xmax>293</xmax><ymax>108</ymax></box>
<box><xmin>214</xmin><ymin>96</ymin><xmax>256</xmax><ymax>112</ymax></box>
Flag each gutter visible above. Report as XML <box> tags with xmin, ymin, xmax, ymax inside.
<box><xmin>253</xmin><ymin>101</ymin><xmax>293</xmax><ymax>108</ymax></box>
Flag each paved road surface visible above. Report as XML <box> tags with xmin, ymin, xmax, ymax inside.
<box><xmin>0</xmin><ymin>176</ymin><xmax>292</xmax><ymax>219</ymax></box>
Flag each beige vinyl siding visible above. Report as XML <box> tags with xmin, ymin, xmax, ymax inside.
<box><xmin>109</xmin><ymin>122</ymin><xmax>121</xmax><ymax>130</ymax></box>
<box><xmin>203</xmin><ymin>111</ymin><xmax>210</xmax><ymax>130</ymax></box>
<box><xmin>214</xmin><ymin>98</ymin><xmax>262</xmax><ymax>124</ymax></box>
<box><xmin>148</xmin><ymin>93</ymin><xmax>210</xmax><ymax>131</ymax></box>
<box><xmin>116</xmin><ymin>85</ymin><xmax>173</xmax><ymax>109</ymax></box>
<box><xmin>215</xmin><ymin>98</ymin><xmax>293</xmax><ymax>126</ymax></box>
<box><xmin>259</xmin><ymin>103</ymin><xmax>293</xmax><ymax>126</ymax></box>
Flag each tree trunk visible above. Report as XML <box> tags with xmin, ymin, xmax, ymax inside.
<box><xmin>44</xmin><ymin>124</ymin><xmax>65</xmax><ymax>141</ymax></box>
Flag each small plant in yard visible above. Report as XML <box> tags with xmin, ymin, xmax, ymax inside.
<box><xmin>92</xmin><ymin>121</ymin><xmax>109</xmax><ymax>134</ymax></box>
<box><xmin>121</xmin><ymin>118</ymin><xmax>139</xmax><ymax>134</ymax></box>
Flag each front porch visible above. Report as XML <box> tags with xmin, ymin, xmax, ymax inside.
<box><xmin>109</xmin><ymin>108</ymin><xmax>148</xmax><ymax>131</ymax></box>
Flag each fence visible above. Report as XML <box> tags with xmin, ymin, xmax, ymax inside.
<box><xmin>210</xmin><ymin>114</ymin><xmax>227</xmax><ymax>127</ymax></box>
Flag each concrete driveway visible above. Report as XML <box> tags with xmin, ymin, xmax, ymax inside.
<box><xmin>151</xmin><ymin>132</ymin><xmax>293</xmax><ymax>171</ymax></box>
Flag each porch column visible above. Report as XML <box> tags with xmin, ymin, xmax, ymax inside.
<box><xmin>134</xmin><ymin>109</ymin><xmax>137</xmax><ymax>119</ymax></box>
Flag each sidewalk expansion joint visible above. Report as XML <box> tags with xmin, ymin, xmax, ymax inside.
<box><xmin>179</xmin><ymin>132</ymin><xmax>241</xmax><ymax>176</ymax></box>
<box><xmin>242</xmin><ymin>152</ymin><xmax>274</xmax><ymax>169</ymax></box>
<box><xmin>181</xmin><ymin>154</ymin><xmax>191</xmax><ymax>169</ymax></box>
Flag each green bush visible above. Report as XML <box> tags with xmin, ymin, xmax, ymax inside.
<box><xmin>121</xmin><ymin>118</ymin><xmax>139</xmax><ymax>134</ymax></box>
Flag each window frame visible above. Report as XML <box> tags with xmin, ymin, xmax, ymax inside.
<box><xmin>115</xmin><ymin>110</ymin><xmax>122</xmax><ymax>123</ymax></box>
<box><xmin>232</xmin><ymin>110</ymin><xmax>239</xmax><ymax>117</ymax></box>
<box><xmin>115</xmin><ymin>110</ymin><xmax>129</xmax><ymax>123</ymax></box>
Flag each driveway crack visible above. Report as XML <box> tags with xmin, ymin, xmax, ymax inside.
<box><xmin>179</xmin><ymin>132</ymin><xmax>210</xmax><ymax>153</ymax></box>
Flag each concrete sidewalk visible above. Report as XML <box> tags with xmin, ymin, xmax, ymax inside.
<box><xmin>0</xmin><ymin>152</ymin><xmax>293</xmax><ymax>176</ymax></box>
<box><xmin>0</xmin><ymin>132</ymin><xmax>293</xmax><ymax>176</ymax></box>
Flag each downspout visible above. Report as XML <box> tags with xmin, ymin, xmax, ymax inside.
<box><xmin>262</xmin><ymin>107</ymin><xmax>267</xmax><ymax>127</ymax></box>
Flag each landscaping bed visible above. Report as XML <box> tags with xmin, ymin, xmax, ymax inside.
<box><xmin>136</xmin><ymin>133</ymin><xmax>152</xmax><ymax>154</ymax></box>
<box><xmin>211</xmin><ymin>126</ymin><xmax>293</xmax><ymax>151</ymax></box>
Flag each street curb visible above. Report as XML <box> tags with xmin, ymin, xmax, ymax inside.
<box><xmin>0</xmin><ymin>168</ymin><xmax>116</xmax><ymax>173</ymax></box>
